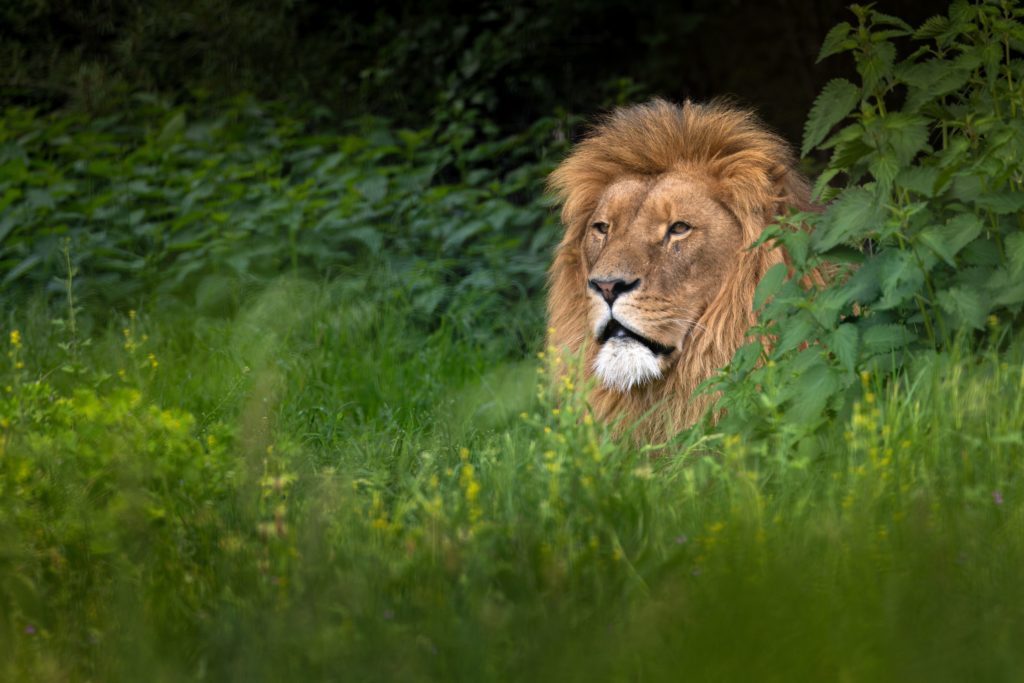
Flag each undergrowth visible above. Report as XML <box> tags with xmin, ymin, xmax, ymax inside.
<box><xmin>2</xmin><ymin>278</ymin><xmax>1022</xmax><ymax>680</ymax></box>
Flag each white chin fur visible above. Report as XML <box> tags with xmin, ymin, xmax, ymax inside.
<box><xmin>593</xmin><ymin>338</ymin><xmax>663</xmax><ymax>393</ymax></box>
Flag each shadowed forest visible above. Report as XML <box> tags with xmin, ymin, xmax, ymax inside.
<box><xmin>2</xmin><ymin>1</ymin><xmax>1023</xmax><ymax>680</ymax></box>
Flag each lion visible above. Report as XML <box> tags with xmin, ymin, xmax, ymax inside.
<box><xmin>546</xmin><ymin>98</ymin><xmax>814</xmax><ymax>442</ymax></box>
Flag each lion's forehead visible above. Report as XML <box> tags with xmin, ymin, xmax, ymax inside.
<box><xmin>594</xmin><ymin>177</ymin><xmax>649</xmax><ymax>213</ymax></box>
<box><xmin>596</xmin><ymin>171</ymin><xmax>721</xmax><ymax>223</ymax></box>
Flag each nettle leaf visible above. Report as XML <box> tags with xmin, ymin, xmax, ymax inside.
<box><xmin>869</xmin><ymin>153</ymin><xmax>899</xmax><ymax>191</ymax></box>
<box><xmin>916</xmin><ymin>213</ymin><xmax>982</xmax><ymax>267</ymax></box>
<box><xmin>974</xmin><ymin>192</ymin><xmax>1024</xmax><ymax>214</ymax></box>
<box><xmin>861</xmin><ymin>323</ymin><xmax>915</xmax><ymax>354</ymax></box>
<box><xmin>876</xmin><ymin>249</ymin><xmax>925</xmax><ymax>310</ymax></box>
<box><xmin>157</xmin><ymin>111</ymin><xmax>187</xmax><ymax>145</ymax></box>
<box><xmin>817</xmin><ymin>22</ymin><xmax>854</xmax><ymax>62</ymax></box>
<box><xmin>754</xmin><ymin>262</ymin><xmax>789</xmax><ymax>311</ymax></box>
<box><xmin>812</xmin><ymin>187</ymin><xmax>885</xmax><ymax>251</ymax></box>
<box><xmin>774</xmin><ymin>311</ymin><xmax>816</xmax><ymax>357</ymax></box>
<box><xmin>1006</xmin><ymin>233</ymin><xmax>1024</xmax><ymax>277</ymax></box>
<box><xmin>895</xmin><ymin>166</ymin><xmax>943</xmax><ymax>197</ymax></box>
<box><xmin>828</xmin><ymin>324</ymin><xmax>859</xmax><ymax>373</ymax></box>
<box><xmin>811</xmin><ymin>286</ymin><xmax>853</xmax><ymax>329</ymax></box>
<box><xmin>901</xmin><ymin>59</ymin><xmax>972</xmax><ymax>111</ymax></box>
<box><xmin>914</xmin><ymin>15</ymin><xmax>950</xmax><ymax>39</ymax></box>
<box><xmin>858</xmin><ymin>41</ymin><xmax>897</xmax><ymax>95</ymax></box>
<box><xmin>871</xmin><ymin>11</ymin><xmax>913</xmax><ymax>32</ymax></box>
<box><xmin>961</xmin><ymin>239</ymin><xmax>1002</xmax><ymax>267</ymax></box>
<box><xmin>830</xmin><ymin>136</ymin><xmax>873</xmax><ymax>172</ymax></box>
<box><xmin>836</xmin><ymin>256</ymin><xmax>882</xmax><ymax>304</ymax></box>
<box><xmin>802</xmin><ymin>79</ymin><xmax>861</xmax><ymax>157</ymax></box>
<box><xmin>937</xmin><ymin>286</ymin><xmax>988</xmax><ymax>330</ymax></box>
<box><xmin>784</xmin><ymin>358</ymin><xmax>841</xmax><ymax>425</ymax></box>
<box><xmin>341</xmin><ymin>226</ymin><xmax>383</xmax><ymax>254</ymax></box>
<box><xmin>988</xmin><ymin>266</ymin><xmax>1024</xmax><ymax>307</ymax></box>
<box><xmin>354</xmin><ymin>175</ymin><xmax>388</xmax><ymax>203</ymax></box>
<box><xmin>882</xmin><ymin>113</ymin><xmax>930</xmax><ymax>165</ymax></box>
<box><xmin>812</xmin><ymin>168</ymin><xmax>840</xmax><ymax>202</ymax></box>
<box><xmin>777</xmin><ymin>227</ymin><xmax>811</xmax><ymax>267</ymax></box>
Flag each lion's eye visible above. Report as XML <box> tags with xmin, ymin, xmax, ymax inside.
<box><xmin>592</xmin><ymin>221</ymin><xmax>609</xmax><ymax>235</ymax></box>
<box><xmin>668</xmin><ymin>221</ymin><xmax>693</xmax><ymax>236</ymax></box>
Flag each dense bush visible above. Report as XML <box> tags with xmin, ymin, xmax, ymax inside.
<box><xmin>0</xmin><ymin>95</ymin><xmax>569</xmax><ymax>345</ymax></box>
<box><xmin>710</xmin><ymin>0</ymin><xmax>1024</xmax><ymax>444</ymax></box>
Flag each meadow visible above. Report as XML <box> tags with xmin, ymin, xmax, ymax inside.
<box><xmin>2</xmin><ymin>3</ymin><xmax>1023</xmax><ymax>680</ymax></box>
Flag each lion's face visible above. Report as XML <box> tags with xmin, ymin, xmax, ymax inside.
<box><xmin>545</xmin><ymin>99</ymin><xmax>812</xmax><ymax>439</ymax></box>
<box><xmin>583</xmin><ymin>170</ymin><xmax>743</xmax><ymax>392</ymax></box>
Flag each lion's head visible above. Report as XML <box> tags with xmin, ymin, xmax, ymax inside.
<box><xmin>546</xmin><ymin>99</ymin><xmax>812</xmax><ymax>441</ymax></box>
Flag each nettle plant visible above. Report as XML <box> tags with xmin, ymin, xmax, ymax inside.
<box><xmin>708</xmin><ymin>1</ymin><xmax>1024</xmax><ymax>444</ymax></box>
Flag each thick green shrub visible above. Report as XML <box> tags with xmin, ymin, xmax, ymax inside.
<box><xmin>0</xmin><ymin>96</ymin><xmax>569</xmax><ymax>345</ymax></box>
<box><xmin>709</xmin><ymin>0</ymin><xmax>1024</xmax><ymax>445</ymax></box>
<box><xmin>0</xmin><ymin>369</ymin><xmax>248</xmax><ymax>671</ymax></box>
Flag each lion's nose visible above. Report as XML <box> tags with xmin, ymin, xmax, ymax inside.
<box><xmin>588</xmin><ymin>277</ymin><xmax>640</xmax><ymax>305</ymax></box>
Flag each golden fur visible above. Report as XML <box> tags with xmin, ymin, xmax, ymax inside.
<box><xmin>546</xmin><ymin>99</ymin><xmax>813</xmax><ymax>441</ymax></box>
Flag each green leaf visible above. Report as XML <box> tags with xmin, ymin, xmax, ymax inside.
<box><xmin>882</xmin><ymin>113</ymin><xmax>930</xmax><ymax>165</ymax></box>
<box><xmin>1006</xmin><ymin>233</ymin><xmax>1024</xmax><ymax>277</ymax></box>
<box><xmin>2</xmin><ymin>254</ymin><xmax>42</xmax><ymax>284</ymax></box>
<box><xmin>774</xmin><ymin>312</ymin><xmax>816</xmax><ymax>357</ymax></box>
<box><xmin>157</xmin><ymin>111</ymin><xmax>187</xmax><ymax>145</ymax></box>
<box><xmin>829</xmin><ymin>136</ymin><xmax>873</xmax><ymax>171</ymax></box>
<box><xmin>834</xmin><ymin>256</ymin><xmax>882</xmax><ymax>306</ymax></box>
<box><xmin>871</xmin><ymin>11</ymin><xmax>912</xmax><ymax>32</ymax></box>
<box><xmin>895</xmin><ymin>166</ymin><xmax>942</xmax><ymax>197</ymax></box>
<box><xmin>785</xmin><ymin>359</ymin><xmax>841</xmax><ymax>424</ymax></box>
<box><xmin>811</xmin><ymin>286</ymin><xmax>851</xmax><ymax>328</ymax></box>
<box><xmin>862</xmin><ymin>323</ymin><xmax>915</xmax><ymax>353</ymax></box>
<box><xmin>442</xmin><ymin>219</ymin><xmax>489</xmax><ymax>253</ymax></box>
<box><xmin>916</xmin><ymin>214</ymin><xmax>983</xmax><ymax>267</ymax></box>
<box><xmin>812</xmin><ymin>188</ymin><xmax>885</xmax><ymax>251</ymax></box>
<box><xmin>901</xmin><ymin>60</ymin><xmax>972</xmax><ymax>111</ymax></box>
<box><xmin>988</xmin><ymin>266</ymin><xmax>1024</xmax><ymax>306</ymax></box>
<box><xmin>754</xmin><ymin>262</ymin><xmax>788</xmax><ymax>310</ymax></box>
<box><xmin>828</xmin><ymin>324</ymin><xmax>860</xmax><ymax>373</ymax></box>
<box><xmin>341</xmin><ymin>227</ymin><xmax>383</xmax><ymax>254</ymax></box>
<box><xmin>817</xmin><ymin>22</ymin><xmax>854</xmax><ymax>62</ymax></box>
<box><xmin>858</xmin><ymin>41</ymin><xmax>897</xmax><ymax>95</ymax></box>
<box><xmin>876</xmin><ymin>249</ymin><xmax>925</xmax><ymax>310</ymax></box>
<box><xmin>354</xmin><ymin>176</ymin><xmax>388</xmax><ymax>203</ymax></box>
<box><xmin>937</xmin><ymin>286</ymin><xmax>988</xmax><ymax>330</ymax></box>
<box><xmin>802</xmin><ymin>79</ymin><xmax>861</xmax><ymax>157</ymax></box>
<box><xmin>812</xmin><ymin>168</ymin><xmax>840</xmax><ymax>202</ymax></box>
<box><xmin>914</xmin><ymin>15</ymin><xmax>949</xmax><ymax>39</ymax></box>
<box><xmin>974</xmin><ymin>192</ymin><xmax>1024</xmax><ymax>214</ymax></box>
<box><xmin>868</xmin><ymin>153</ymin><xmax>899</xmax><ymax>191</ymax></box>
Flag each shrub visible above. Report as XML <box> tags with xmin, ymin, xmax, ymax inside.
<box><xmin>0</xmin><ymin>96</ymin><xmax>570</xmax><ymax>346</ymax></box>
<box><xmin>709</xmin><ymin>1</ymin><xmax>1024</xmax><ymax>445</ymax></box>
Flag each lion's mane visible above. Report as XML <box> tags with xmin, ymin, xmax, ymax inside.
<box><xmin>546</xmin><ymin>99</ymin><xmax>813</xmax><ymax>441</ymax></box>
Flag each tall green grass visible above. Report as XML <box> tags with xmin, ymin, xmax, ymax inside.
<box><xmin>2</xmin><ymin>278</ymin><xmax>1021</xmax><ymax>681</ymax></box>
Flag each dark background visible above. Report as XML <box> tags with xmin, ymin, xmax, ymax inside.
<box><xmin>2</xmin><ymin>0</ymin><xmax>938</xmax><ymax>142</ymax></box>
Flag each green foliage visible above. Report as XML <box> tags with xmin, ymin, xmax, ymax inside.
<box><xmin>2</xmin><ymin>283</ymin><xmax>1024</xmax><ymax>680</ymax></box>
<box><xmin>0</xmin><ymin>95</ymin><xmax>569</xmax><ymax>344</ymax></box>
<box><xmin>710</xmin><ymin>0</ymin><xmax>1024</xmax><ymax>446</ymax></box>
<box><xmin>1</xmin><ymin>3</ymin><xmax>1023</xmax><ymax>679</ymax></box>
